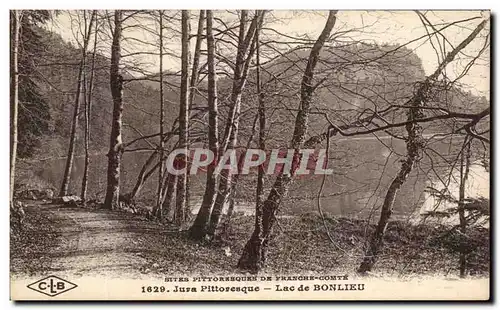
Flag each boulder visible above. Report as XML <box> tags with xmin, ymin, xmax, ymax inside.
<box><xmin>16</xmin><ymin>188</ymin><xmax>55</xmax><ymax>200</ymax></box>
<box><xmin>55</xmin><ymin>195</ymin><xmax>82</xmax><ymax>205</ymax></box>
<box><xmin>42</xmin><ymin>189</ymin><xmax>54</xmax><ymax>199</ymax></box>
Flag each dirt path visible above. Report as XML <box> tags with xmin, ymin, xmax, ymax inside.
<box><xmin>10</xmin><ymin>202</ymin><xmax>490</xmax><ymax>301</ymax></box>
<box><xmin>11</xmin><ymin>202</ymin><xmax>176</xmax><ymax>280</ymax></box>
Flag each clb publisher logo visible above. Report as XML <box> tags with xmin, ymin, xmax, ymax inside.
<box><xmin>27</xmin><ymin>275</ymin><xmax>77</xmax><ymax>297</ymax></box>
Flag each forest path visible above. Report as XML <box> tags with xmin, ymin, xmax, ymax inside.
<box><xmin>11</xmin><ymin>202</ymin><xmax>177</xmax><ymax>280</ymax></box>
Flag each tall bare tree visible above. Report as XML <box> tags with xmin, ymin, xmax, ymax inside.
<box><xmin>238</xmin><ymin>10</ymin><xmax>338</xmax><ymax>272</ymax></box>
<box><xmin>185</xmin><ymin>10</ymin><xmax>206</xmax><ymax>218</ymax></box>
<box><xmin>206</xmin><ymin>10</ymin><xmax>264</xmax><ymax>239</ymax></box>
<box><xmin>175</xmin><ymin>10</ymin><xmax>191</xmax><ymax>225</ymax></box>
<box><xmin>104</xmin><ymin>10</ymin><xmax>124</xmax><ymax>210</ymax></box>
<box><xmin>124</xmin><ymin>12</ymin><xmax>204</xmax><ymax>210</ymax></box>
<box><xmin>189</xmin><ymin>9</ymin><xmax>219</xmax><ymax>239</ymax></box>
<box><xmin>255</xmin><ymin>20</ymin><xmax>266</xmax><ymax>233</ymax></box>
<box><xmin>60</xmin><ymin>11</ymin><xmax>95</xmax><ymax>197</ymax></box>
<box><xmin>233</xmin><ymin>17</ymin><xmax>268</xmax><ymax>249</ymax></box>
<box><xmin>81</xmin><ymin>10</ymin><xmax>98</xmax><ymax>201</ymax></box>
<box><xmin>10</xmin><ymin>10</ymin><xmax>21</xmax><ymax>206</ymax></box>
<box><xmin>155</xmin><ymin>10</ymin><xmax>165</xmax><ymax>216</ymax></box>
<box><xmin>216</xmin><ymin>11</ymin><xmax>266</xmax><ymax>238</ymax></box>
<box><xmin>357</xmin><ymin>18</ymin><xmax>487</xmax><ymax>273</ymax></box>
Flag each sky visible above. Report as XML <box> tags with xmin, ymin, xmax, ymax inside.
<box><xmin>48</xmin><ymin>10</ymin><xmax>490</xmax><ymax>97</ymax></box>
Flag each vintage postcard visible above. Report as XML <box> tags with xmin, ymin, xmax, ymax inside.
<box><xmin>9</xmin><ymin>9</ymin><xmax>490</xmax><ymax>301</ymax></box>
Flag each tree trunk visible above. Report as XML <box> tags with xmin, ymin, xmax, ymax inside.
<box><xmin>219</xmin><ymin>10</ymin><xmax>262</xmax><ymax>152</ymax></box>
<box><xmin>189</xmin><ymin>10</ymin><xmax>205</xmax><ymax>109</ymax></box>
<box><xmin>238</xmin><ymin>10</ymin><xmax>338</xmax><ymax>272</ymax></box>
<box><xmin>207</xmin><ymin>11</ymin><xmax>263</xmax><ymax>238</ymax></box>
<box><xmin>357</xmin><ymin>78</ymin><xmax>428</xmax><ymax>273</ymax></box>
<box><xmin>219</xmin><ymin>10</ymin><xmax>252</xmax><ymax>152</ymax></box>
<box><xmin>104</xmin><ymin>10</ymin><xmax>124</xmax><ymax>210</ymax></box>
<box><xmin>223</xmin><ymin>189</ymin><xmax>237</xmax><ymax>234</ymax></box>
<box><xmin>357</xmin><ymin>148</ymin><xmax>420</xmax><ymax>273</ymax></box>
<box><xmin>60</xmin><ymin>61</ymin><xmax>84</xmax><ymax>196</ymax></box>
<box><xmin>10</xmin><ymin>10</ymin><xmax>21</xmax><ymax>206</ymax></box>
<box><xmin>207</xmin><ymin>157</ymin><xmax>233</xmax><ymax>236</ymax></box>
<box><xmin>189</xmin><ymin>10</ymin><xmax>219</xmax><ymax>239</ymax></box>
<box><xmin>155</xmin><ymin>10</ymin><xmax>165</xmax><ymax>215</ymax></box>
<box><xmin>128</xmin><ymin>132</ymin><xmax>175</xmax><ymax>200</ymax></box>
<box><xmin>217</xmin><ymin>113</ymin><xmax>259</xmax><ymax>238</ymax></box>
<box><xmin>131</xmin><ymin>152</ymin><xmax>159</xmax><ymax>199</ymax></box>
<box><xmin>458</xmin><ymin>138</ymin><xmax>472</xmax><ymax>278</ymax></box>
<box><xmin>357</xmin><ymin>18</ymin><xmax>487</xmax><ymax>274</ymax></box>
<box><xmin>175</xmin><ymin>10</ymin><xmax>191</xmax><ymax>226</ymax></box>
<box><xmin>60</xmin><ymin>13</ymin><xmax>94</xmax><ymax>197</ymax></box>
<box><xmin>255</xmin><ymin>23</ymin><xmax>266</xmax><ymax>220</ymax></box>
<box><xmin>238</xmin><ymin>26</ymin><xmax>266</xmax><ymax>270</ymax></box>
<box><xmin>160</xmin><ymin>172</ymin><xmax>177</xmax><ymax>220</ymax></box>
<box><xmin>81</xmin><ymin>11</ymin><xmax>98</xmax><ymax>201</ymax></box>
<box><xmin>185</xmin><ymin>10</ymin><xmax>206</xmax><ymax>222</ymax></box>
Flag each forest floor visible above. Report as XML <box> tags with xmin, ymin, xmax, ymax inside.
<box><xmin>10</xmin><ymin>201</ymin><xmax>490</xmax><ymax>281</ymax></box>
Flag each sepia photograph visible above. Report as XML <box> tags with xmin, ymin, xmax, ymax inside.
<box><xmin>8</xmin><ymin>8</ymin><xmax>490</xmax><ymax>301</ymax></box>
